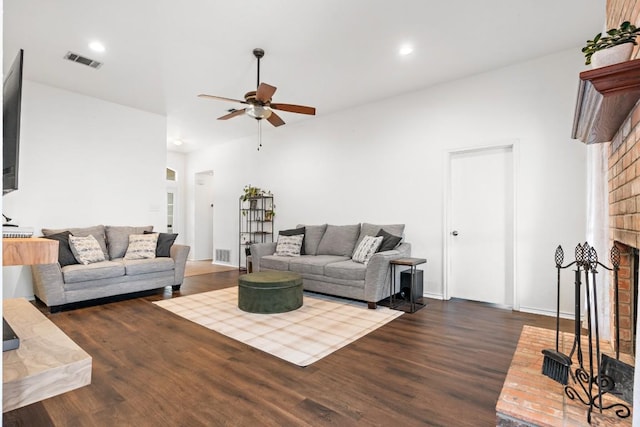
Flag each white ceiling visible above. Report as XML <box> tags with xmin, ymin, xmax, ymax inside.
<box><xmin>4</xmin><ymin>0</ymin><xmax>604</xmax><ymax>153</ymax></box>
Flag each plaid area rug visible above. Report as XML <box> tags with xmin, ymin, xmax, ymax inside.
<box><xmin>153</xmin><ymin>287</ymin><xmax>403</xmax><ymax>367</ymax></box>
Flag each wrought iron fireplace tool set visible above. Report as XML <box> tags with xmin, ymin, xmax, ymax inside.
<box><xmin>542</xmin><ymin>242</ymin><xmax>631</xmax><ymax>423</ymax></box>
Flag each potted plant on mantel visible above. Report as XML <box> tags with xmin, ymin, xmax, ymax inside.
<box><xmin>582</xmin><ymin>21</ymin><xmax>640</xmax><ymax>68</ymax></box>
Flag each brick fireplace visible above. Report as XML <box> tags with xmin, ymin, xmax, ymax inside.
<box><xmin>608</xmin><ymin>92</ymin><xmax>640</xmax><ymax>355</ymax></box>
<box><xmin>606</xmin><ymin>0</ymin><xmax>640</xmax><ymax>358</ymax></box>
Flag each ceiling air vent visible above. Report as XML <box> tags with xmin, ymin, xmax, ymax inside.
<box><xmin>63</xmin><ymin>51</ymin><xmax>102</xmax><ymax>69</ymax></box>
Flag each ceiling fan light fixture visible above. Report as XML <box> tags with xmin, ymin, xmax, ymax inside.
<box><xmin>246</xmin><ymin>105</ymin><xmax>272</xmax><ymax>119</ymax></box>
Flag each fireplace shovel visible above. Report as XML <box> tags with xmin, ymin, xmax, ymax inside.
<box><xmin>541</xmin><ymin>246</ymin><xmax>572</xmax><ymax>385</ymax></box>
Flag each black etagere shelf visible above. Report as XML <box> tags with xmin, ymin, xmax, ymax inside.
<box><xmin>238</xmin><ymin>195</ymin><xmax>274</xmax><ymax>270</ymax></box>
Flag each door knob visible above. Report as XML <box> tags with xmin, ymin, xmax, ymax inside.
<box><xmin>451</xmin><ymin>230</ymin><xmax>459</xmax><ymax>236</ymax></box>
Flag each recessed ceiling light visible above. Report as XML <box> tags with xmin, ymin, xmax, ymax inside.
<box><xmin>399</xmin><ymin>44</ymin><xmax>414</xmax><ymax>56</ymax></box>
<box><xmin>89</xmin><ymin>41</ymin><xmax>105</xmax><ymax>53</ymax></box>
<box><xmin>173</xmin><ymin>139</ymin><xmax>184</xmax><ymax>146</ymax></box>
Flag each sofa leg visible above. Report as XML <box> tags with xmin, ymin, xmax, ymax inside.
<box><xmin>172</xmin><ymin>285</ymin><xmax>181</xmax><ymax>291</ymax></box>
<box><xmin>367</xmin><ymin>302</ymin><xmax>377</xmax><ymax>309</ymax></box>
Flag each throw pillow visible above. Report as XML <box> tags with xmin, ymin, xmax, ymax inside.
<box><xmin>144</xmin><ymin>231</ymin><xmax>178</xmax><ymax>257</ymax></box>
<box><xmin>352</xmin><ymin>235</ymin><xmax>383</xmax><ymax>265</ymax></box>
<box><xmin>354</xmin><ymin>223</ymin><xmax>405</xmax><ymax>249</ymax></box>
<box><xmin>43</xmin><ymin>225</ymin><xmax>109</xmax><ymax>259</ymax></box>
<box><xmin>106</xmin><ymin>225</ymin><xmax>154</xmax><ymax>259</ymax></box>
<box><xmin>274</xmin><ymin>234</ymin><xmax>304</xmax><ymax>257</ymax></box>
<box><xmin>376</xmin><ymin>229</ymin><xmax>403</xmax><ymax>252</ymax></box>
<box><xmin>124</xmin><ymin>233</ymin><xmax>159</xmax><ymax>260</ymax></box>
<box><xmin>69</xmin><ymin>234</ymin><xmax>106</xmax><ymax>265</ymax></box>
<box><xmin>42</xmin><ymin>231</ymin><xmax>79</xmax><ymax>267</ymax></box>
<box><xmin>279</xmin><ymin>227</ymin><xmax>306</xmax><ymax>255</ymax></box>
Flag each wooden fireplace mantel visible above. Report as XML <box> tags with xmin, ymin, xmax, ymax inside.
<box><xmin>572</xmin><ymin>58</ymin><xmax>640</xmax><ymax>144</ymax></box>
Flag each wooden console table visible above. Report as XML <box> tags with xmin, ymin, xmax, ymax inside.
<box><xmin>2</xmin><ymin>237</ymin><xmax>92</xmax><ymax>412</ymax></box>
<box><xmin>3</xmin><ymin>298</ymin><xmax>92</xmax><ymax>412</ymax></box>
<box><xmin>3</xmin><ymin>237</ymin><xmax>58</xmax><ymax>266</ymax></box>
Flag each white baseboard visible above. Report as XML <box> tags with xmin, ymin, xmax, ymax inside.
<box><xmin>518</xmin><ymin>305</ymin><xmax>576</xmax><ymax>320</ymax></box>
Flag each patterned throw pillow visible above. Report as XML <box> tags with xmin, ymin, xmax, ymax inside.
<box><xmin>69</xmin><ymin>234</ymin><xmax>106</xmax><ymax>265</ymax></box>
<box><xmin>124</xmin><ymin>233</ymin><xmax>158</xmax><ymax>260</ymax></box>
<box><xmin>275</xmin><ymin>234</ymin><xmax>304</xmax><ymax>257</ymax></box>
<box><xmin>352</xmin><ymin>235</ymin><xmax>383</xmax><ymax>265</ymax></box>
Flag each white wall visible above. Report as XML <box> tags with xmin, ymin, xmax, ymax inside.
<box><xmin>185</xmin><ymin>48</ymin><xmax>588</xmax><ymax>316</ymax></box>
<box><xmin>3</xmin><ymin>81</ymin><xmax>167</xmax><ymax>299</ymax></box>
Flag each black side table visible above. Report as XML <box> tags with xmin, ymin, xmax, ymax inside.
<box><xmin>390</xmin><ymin>257</ymin><xmax>427</xmax><ymax>313</ymax></box>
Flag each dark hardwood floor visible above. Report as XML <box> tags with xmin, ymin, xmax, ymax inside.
<box><xmin>3</xmin><ymin>271</ymin><xmax>571</xmax><ymax>426</ymax></box>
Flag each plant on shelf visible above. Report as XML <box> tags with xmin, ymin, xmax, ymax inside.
<box><xmin>265</xmin><ymin>204</ymin><xmax>276</xmax><ymax>222</ymax></box>
<box><xmin>582</xmin><ymin>21</ymin><xmax>640</xmax><ymax>65</ymax></box>
<box><xmin>242</xmin><ymin>185</ymin><xmax>262</xmax><ymax>202</ymax></box>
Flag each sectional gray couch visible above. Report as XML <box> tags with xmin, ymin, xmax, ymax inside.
<box><xmin>31</xmin><ymin>225</ymin><xmax>190</xmax><ymax>312</ymax></box>
<box><xmin>250</xmin><ymin>223</ymin><xmax>411</xmax><ymax>308</ymax></box>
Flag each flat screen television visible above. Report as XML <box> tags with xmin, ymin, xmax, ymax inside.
<box><xmin>3</xmin><ymin>49</ymin><xmax>24</xmax><ymax>195</ymax></box>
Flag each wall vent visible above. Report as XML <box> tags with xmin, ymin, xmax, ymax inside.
<box><xmin>215</xmin><ymin>249</ymin><xmax>230</xmax><ymax>263</ymax></box>
<box><xmin>63</xmin><ymin>51</ymin><xmax>103</xmax><ymax>69</ymax></box>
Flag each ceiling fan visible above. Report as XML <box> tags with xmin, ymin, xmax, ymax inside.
<box><xmin>198</xmin><ymin>48</ymin><xmax>316</xmax><ymax>127</ymax></box>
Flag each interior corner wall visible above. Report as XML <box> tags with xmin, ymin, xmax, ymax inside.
<box><xmin>3</xmin><ymin>81</ymin><xmax>167</xmax><ymax>299</ymax></box>
<box><xmin>185</xmin><ymin>48</ymin><xmax>588</xmax><ymax>316</ymax></box>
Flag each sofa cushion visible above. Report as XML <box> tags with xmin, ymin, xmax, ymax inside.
<box><xmin>62</xmin><ymin>260</ymin><xmax>125</xmax><ymax>284</ymax></box>
<box><xmin>261</xmin><ymin>255</ymin><xmax>293</xmax><ymax>271</ymax></box>
<box><xmin>275</xmin><ymin>234</ymin><xmax>304</xmax><ymax>257</ymax></box>
<box><xmin>42</xmin><ymin>231</ymin><xmax>79</xmax><ymax>267</ymax></box>
<box><xmin>352</xmin><ymin>235</ymin><xmax>383</xmax><ymax>265</ymax></box>
<box><xmin>69</xmin><ymin>235</ymin><xmax>106</xmax><ymax>265</ymax></box>
<box><xmin>355</xmin><ymin>223</ymin><xmax>405</xmax><ymax>249</ymax></box>
<box><xmin>144</xmin><ymin>231</ymin><xmax>178</xmax><ymax>257</ymax></box>
<box><xmin>124</xmin><ymin>233</ymin><xmax>158</xmax><ymax>260</ymax></box>
<box><xmin>296</xmin><ymin>224</ymin><xmax>327</xmax><ymax>256</ymax></box>
<box><xmin>324</xmin><ymin>260</ymin><xmax>367</xmax><ymax>281</ymax></box>
<box><xmin>106</xmin><ymin>225</ymin><xmax>154</xmax><ymax>259</ymax></box>
<box><xmin>124</xmin><ymin>257</ymin><xmax>175</xmax><ymax>276</ymax></box>
<box><xmin>279</xmin><ymin>227</ymin><xmax>306</xmax><ymax>255</ymax></box>
<box><xmin>43</xmin><ymin>225</ymin><xmax>109</xmax><ymax>259</ymax></box>
<box><xmin>376</xmin><ymin>229</ymin><xmax>403</xmax><ymax>252</ymax></box>
<box><xmin>289</xmin><ymin>255</ymin><xmax>349</xmax><ymax>276</ymax></box>
<box><xmin>316</xmin><ymin>224</ymin><xmax>361</xmax><ymax>256</ymax></box>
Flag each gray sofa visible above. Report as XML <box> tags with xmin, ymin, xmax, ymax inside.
<box><xmin>31</xmin><ymin>225</ymin><xmax>190</xmax><ymax>312</ymax></box>
<box><xmin>250</xmin><ymin>223</ymin><xmax>411</xmax><ymax>308</ymax></box>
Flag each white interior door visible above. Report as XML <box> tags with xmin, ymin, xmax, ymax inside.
<box><xmin>448</xmin><ymin>146</ymin><xmax>514</xmax><ymax>306</ymax></box>
<box><xmin>194</xmin><ymin>171</ymin><xmax>214</xmax><ymax>261</ymax></box>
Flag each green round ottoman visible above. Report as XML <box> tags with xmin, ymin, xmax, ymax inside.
<box><xmin>238</xmin><ymin>271</ymin><xmax>303</xmax><ymax>314</ymax></box>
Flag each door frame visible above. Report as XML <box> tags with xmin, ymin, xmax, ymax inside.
<box><xmin>442</xmin><ymin>141</ymin><xmax>519</xmax><ymax>309</ymax></box>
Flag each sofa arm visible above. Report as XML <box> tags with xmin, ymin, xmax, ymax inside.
<box><xmin>364</xmin><ymin>242</ymin><xmax>412</xmax><ymax>304</ymax></box>
<box><xmin>171</xmin><ymin>244</ymin><xmax>190</xmax><ymax>286</ymax></box>
<box><xmin>31</xmin><ymin>263</ymin><xmax>67</xmax><ymax>307</ymax></box>
<box><xmin>250</xmin><ymin>242</ymin><xmax>277</xmax><ymax>272</ymax></box>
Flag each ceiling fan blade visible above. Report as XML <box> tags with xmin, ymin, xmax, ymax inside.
<box><xmin>266</xmin><ymin>111</ymin><xmax>285</xmax><ymax>127</ymax></box>
<box><xmin>218</xmin><ymin>109</ymin><xmax>246</xmax><ymax>120</ymax></box>
<box><xmin>198</xmin><ymin>94</ymin><xmax>248</xmax><ymax>104</ymax></box>
<box><xmin>256</xmin><ymin>83</ymin><xmax>277</xmax><ymax>102</ymax></box>
<box><xmin>270</xmin><ymin>103</ymin><xmax>316</xmax><ymax>115</ymax></box>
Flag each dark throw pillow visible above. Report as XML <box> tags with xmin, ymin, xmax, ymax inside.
<box><xmin>279</xmin><ymin>227</ymin><xmax>306</xmax><ymax>255</ymax></box>
<box><xmin>144</xmin><ymin>231</ymin><xmax>178</xmax><ymax>257</ymax></box>
<box><xmin>43</xmin><ymin>231</ymin><xmax>79</xmax><ymax>267</ymax></box>
<box><xmin>376</xmin><ymin>229</ymin><xmax>402</xmax><ymax>252</ymax></box>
